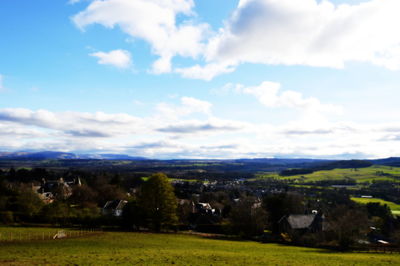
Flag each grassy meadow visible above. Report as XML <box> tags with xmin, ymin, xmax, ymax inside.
<box><xmin>254</xmin><ymin>165</ymin><xmax>400</xmax><ymax>184</ymax></box>
<box><xmin>0</xmin><ymin>230</ymin><xmax>399</xmax><ymax>265</ymax></box>
<box><xmin>351</xmin><ymin>197</ymin><xmax>400</xmax><ymax>216</ymax></box>
<box><xmin>0</xmin><ymin>226</ymin><xmax>96</xmax><ymax>242</ymax></box>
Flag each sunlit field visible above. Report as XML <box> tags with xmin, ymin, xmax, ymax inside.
<box><xmin>254</xmin><ymin>166</ymin><xmax>400</xmax><ymax>184</ymax></box>
<box><xmin>0</xmin><ymin>230</ymin><xmax>399</xmax><ymax>265</ymax></box>
<box><xmin>351</xmin><ymin>197</ymin><xmax>400</xmax><ymax>216</ymax></box>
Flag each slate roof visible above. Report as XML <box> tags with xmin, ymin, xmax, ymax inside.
<box><xmin>103</xmin><ymin>200</ymin><xmax>126</xmax><ymax>210</ymax></box>
<box><xmin>286</xmin><ymin>214</ymin><xmax>316</xmax><ymax>229</ymax></box>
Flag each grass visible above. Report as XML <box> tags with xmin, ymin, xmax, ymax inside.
<box><xmin>0</xmin><ymin>226</ymin><xmax>72</xmax><ymax>234</ymax></box>
<box><xmin>0</xmin><ymin>230</ymin><xmax>399</xmax><ymax>265</ymax></box>
<box><xmin>254</xmin><ymin>165</ymin><xmax>400</xmax><ymax>184</ymax></box>
<box><xmin>351</xmin><ymin>197</ymin><xmax>400</xmax><ymax>216</ymax></box>
<box><xmin>0</xmin><ymin>226</ymin><xmax>89</xmax><ymax>241</ymax></box>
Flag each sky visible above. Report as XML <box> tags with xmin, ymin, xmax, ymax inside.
<box><xmin>1</xmin><ymin>0</ymin><xmax>400</xmax><ymax>159</ymax></box>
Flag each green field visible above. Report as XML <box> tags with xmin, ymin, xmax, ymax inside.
<box><xmin>0</xmin><ymin>226</ymin><xmax>73</xmax><ymax>234</ymax></box>
<box><xmin>254</xmin><ymin>165</ymin><xmax>400</xmax><ymax>184</ymax></box>
<box><xmin>352</xmin><ymin>197</ymin><xmax>400</xmax><ymax>216</ymax></box>
<box><xmin>0</xmin><ymin>226</ymin><xmax>95</xmax><ymax>242</ymax></box>
<box><xmin>0</xmin><ymin>230</ymin><xmax>399</xmax><ymax>265</ymax></box>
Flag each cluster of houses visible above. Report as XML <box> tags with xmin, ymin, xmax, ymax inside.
<box><xmin>32</xmin><ymin>177</ymin><xmax>82</xmax><ymax>204</ymax></box>
<box><xmin>25</xmin><ymin>175</ymin><xmax>388</xmax><ymax>245</ymax></box>
<box><xmin>30</xmin><ymin>176</ymin><xmax>327</xmax><ymax>237</ymax></box>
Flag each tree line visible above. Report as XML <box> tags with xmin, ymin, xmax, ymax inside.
<box><xmin>1</xmin><ymin>168</ymin><xmax>400</xmax><ymax>250</ymax></box>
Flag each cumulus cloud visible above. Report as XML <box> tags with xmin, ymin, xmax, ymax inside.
<box><xmin>234</xmin><ymin>81</ymin><xmax>343</xmax><ymax>114</ymax></box>
<box><xmin>73</xmin><ymin>0</ymin><xmax>209</xmax><ymax>73</ymax></box>
<box><xmin>90</xmin><ymin>49</ymin><xmax>132</xmax><ymax>68</ymax></box>
<box><xmin>0</xmin><ymin>124</ymin><xmax>46</xmax><ymax>138</ymax></box>
<box><xmin>65</xmin><ymin>129</ymin><xmax>112</xmax><ymax>138</ymax></box>
<box><xmin>198</xmin><ymin>0</ymin><xmax>400</xmax><ymax>79</ymax></box>
<box><xmin>175</xmin><ymin>62</ymin><xmax>236</xmax><ymax>81</ymax></box>
<box><xmin>2</xmin><ymin>95</ymin><xmax>400</xmax><ymax>158</ymax></box>
<box><xmin>156</xmin><ymin>96</ymin><xmax>212</xmax><ymax>119</ymax></box>
<box><xmin>0</xmin><ymin>108</ymin><xmax>145</xmax><ymax>138</ymax></box>
<box><xmin>157</xmin><ymin>120</ymin><xmax>244</xmax><ymax>134</ymax></box>
<box><xmin>72</xmin><ymin>0</ymin><xmax>400</xmax><ymax>79</ymax></box>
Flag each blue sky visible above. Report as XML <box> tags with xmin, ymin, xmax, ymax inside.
<box><xmin>1</xmin><ymin>0</ymin><xmax>400</xmax><ymax>159</ymax></box>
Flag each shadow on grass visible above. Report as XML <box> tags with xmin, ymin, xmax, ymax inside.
<box><xmin>180</xmin><ymin>231</ymin><xmax>247</xmax><ymax>242</ymax></box>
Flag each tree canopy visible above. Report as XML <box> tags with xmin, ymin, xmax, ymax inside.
<box><xmin>139</xmin><ymin>173</ymin><xmax>178</xmax><ymax>231</ymax></box>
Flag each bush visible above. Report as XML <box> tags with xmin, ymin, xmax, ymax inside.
<box><xmin>0</xmin><ymin>211</ymin><xmax>14</xmax><ymax>224</ymax></box>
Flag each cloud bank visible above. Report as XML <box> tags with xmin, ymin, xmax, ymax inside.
<box><xmin>73</xmin><ymin>0</ymin><xmax>400</xmax><ymax>79</ymax></box>
<box><xmin>1</xmin><ymin>89</ymin><xmax>400</xmax><ymax>158</ymax></box>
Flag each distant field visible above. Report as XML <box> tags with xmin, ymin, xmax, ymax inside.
<box><xmin>141</xmin><ymin>177</ymin><xmax>199</xmax><ymax>182</ymax></box>
<box><xmin>0</xmin><ymin>230</ymin><xmax>399</xmax><ymax>265</ymax></box>
<box><xmin>351</xmin><ymin>197</ymin><xmax>400</xmax><ymax>216</ymax></box>
<box><xmin>254</xmin><ymin>165</ymin><xmax>400</xmax><ymax>184</ymax></box>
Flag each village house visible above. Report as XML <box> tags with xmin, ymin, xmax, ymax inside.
<box><xmin>102</xmin><ymin>200</ymin><xmax>128</xmax><ymax>217</ymax></box>
<box><xmin>278</xmin><ymin>212</ymin><xmax>325</xmax><ymax>235</ymax></box>
<box><xmin>34</xmin><ymin>177</ymin><xmax>82</xmax><ymax>202</ymax></box>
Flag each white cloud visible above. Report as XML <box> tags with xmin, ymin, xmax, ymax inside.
<box><xmin>73</xmin><ymin>0</ymin><xmax>209</xmax><ymax>73</ymax></box>
<box><xmin>90</xmin><ymin>49</ymin><xmax>132</xmax><ymax>69</ymax></box>
<box><xmin>238</xmin><ymin>81</ymin><xmax>343</xmax><ymax>114</ymax></box>
<box><xmin>0</xmin><ymin>108</ymin><xmax>145</xmax><ymax>138</ymax></box>
<box><xmin>157</xmin><ymin>118</ymin><xmax>246</xmax><ymax>134</ymax></box>
<box><xmin>2</xmin><ymin>105</ymin><xmax>400</xmax><ymax>158</ymax></box>
<box><xmin>201</xmin><ymin>0</ymin><xmax>400</xmax><ymax>78</ymax></box>
<box><xmin>156</xmin><ymin>96</ymin><xmax>212</xmax><ymax>119</ymax></box>
<box><xmin>181</xmin><ymin>97</ymin><xmax>212</xmax><ymax>114</ymax></box>
<box><xmin>72</xmin><ymin>0</ymin><xmax>400</xmax><ymax>79</ymax></box>
<box><xmin>175</xmin><ymin>62</ymin><xmax>236</xmax><ymax>81</ymax></box>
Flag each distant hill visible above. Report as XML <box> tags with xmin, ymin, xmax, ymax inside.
<box><xmin>1</xmin><ymin>151</ymin><xmax>400</xmax><ymax>170</ymax></box>
<box><xmin>0</xmin><ymin>151</ymin><xmax>148</xmax><ymax>160</ymax></box>
<box><xmin>279</xmin><ymin>160</ymin><xmax>373</xmax><ymax>176</ymax></box>
<box><xmin>85</xmin><ymin>154</ymin><xmax>149</xmax><ymax>160</ymax></box>
<box><xmin>0</xmin><ymin>151</ymin><xmax>78</xmax><ymax>160</ymax></box>
<box><xmin>370</xmin><ymin>157</ymin><xmax>400</xmax><ymax>167</ymax></box>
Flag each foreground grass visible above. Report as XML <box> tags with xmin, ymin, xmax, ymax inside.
<box><xmin>0</xmin><ymin>231</ymin><xmax>399</xmax><ymax>265</ymax></box>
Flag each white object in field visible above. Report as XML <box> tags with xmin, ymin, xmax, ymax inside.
<box><xmin>53</xmin><ymin>230</ymin><xmax>67</xmax><ymax>239</ymax></box>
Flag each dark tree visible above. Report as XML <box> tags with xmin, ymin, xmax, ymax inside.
<box><xmin>263</xmin><ymin>192</ymin><xmax>305</xmax><ymax>234</ymax></box>
<box><xmin>68</xmin><ymin>185</ymin><xmax>98</xmax><ymax>208</ymax></box>
<box><xmin>366</xmin><ymin>202</ymin><xmax>394</xmax><ymax>236</ymax></box>
<box><xmin>229</xmin><ymin>197</ymin><xmax>267</xmax><ymax>237</ymax></box>
<box><xmin>326</xmin><ymin>205</ymin><xmax>368</xmax><ymax>250</ymax></box>
<box><xmin>8</xmin><ymin>185</ymin><xmax>44</xmax><ymax>219</ymax></box>
<box><xmin>122</xmin><ymin>199</ymin><xmax>146</xmax><ymax>230</ymax></box>
<box><xmin>96</xmin><ymin>184</ymin><xmax>126</xmax><ymax>206</ymax></box>
<box><xmin>138</xmin><ymin>173</ymin><xmax>178</xmax><ymax>231</ymax></box>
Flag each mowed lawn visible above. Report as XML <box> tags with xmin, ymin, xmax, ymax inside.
<box><xmin>0</xmin><ymin>231</ymin><xmax>399</xmax><ymax>265</ymax></box>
